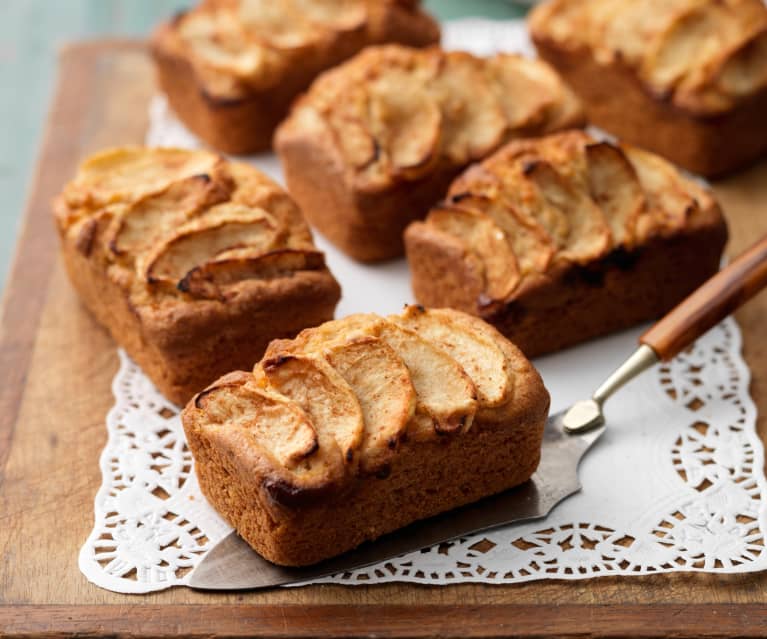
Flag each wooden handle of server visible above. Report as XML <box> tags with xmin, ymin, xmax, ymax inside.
<box><xmin>640</xmin><ymin>234</ymin><xmax>767</xmax><ymax>361</ymax></box>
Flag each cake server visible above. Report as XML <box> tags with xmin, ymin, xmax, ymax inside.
<box><xmin>188</xmin><ymin>234</ymin><xmax>767</xmax><ymax>590</ymax></box>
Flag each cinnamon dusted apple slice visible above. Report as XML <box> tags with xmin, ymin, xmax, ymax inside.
<box><xmin>523</xmin><ymin>159</ymin><xmax>611</xmax><ymax>265</ymax></box>
<box><xmin>427</xmin><ymin>205</ymin><xmax>521</xmax><ymax>302</ymax></box>
<box><xmin>193</xmin><ymin>372</ymin><xmax>347</xmax><ymax>507</ymax></box>
<box><xmin>141</xmin><ymin>204</ymin><xmax>280</xmax><ymax>287</ymax></box>
<box><xmin>178</xmin><ymin>249</ymin><xmax>326</xmax><ymax>299</ymax></box>
<box><xmin>259</xmin><ymin>354</ymin><xmax>365</xmax><ymax>466</ymax></box>
<box><xmin>585</xmin><ymin>142</ymin><xmax>647</xmax><ymax>248</ymax></box>
<box><xmin>323</xmin><ymin>336</ymin><xmax>416</xmax><ymax>474</ymax></box>
<box><xmin>429</xmin><ymin>51</ymin><xmax>507</xmax><ymax>164</ymax></box>
<box><xmin>394</xmin><ymin>305</ymin><xmax>513</xmax><ymax>411</ymax></box>
<box><xmin>70</xmin><ymin>147</ymin><xmax>222</xmax><ymax>207</ymax></box>
<box><xmin>368</xmin><ymin>66</ymin><xmax>442</xmax><ymax>179</ymax></box>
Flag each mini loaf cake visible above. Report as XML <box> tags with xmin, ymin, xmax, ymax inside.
<box><xmin>182</xmin><ymin>307</ymin><xmax>549</xmax><ymax>566</ymax></box>
<box><xmin>529</xmin><ymin>0</ymin><xmax>767</xmax><ymax>177</ymax></box>
<box><xmin>275</xmin><ymin>45</ymin><xmax>585</xmax><ymax>262</ymax></box>
<box><xmin>151</xmin><ymin>0</ymin><xmax>439</xmax><ymax>153</ymax></box>
<box><xmin>54</xmin><ymin>147</ymin><xmax>341</xmax><ymax>405</ymax></box>
<box><xmin>405</xmin><ymin>131</ymin><xmax>728</xmax><ymax>357</ymax></box>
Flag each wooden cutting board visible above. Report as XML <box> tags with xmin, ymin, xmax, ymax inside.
<box><xmin>2</xmin><ymin>41</ymin><xmax>767</xmax><ymax>638</ymax></box>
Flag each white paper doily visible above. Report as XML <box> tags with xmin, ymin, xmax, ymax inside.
<box><xmin>79</xmin><ymin>19</ymin><xmax>767</xmax><ymax>593</ymax></box>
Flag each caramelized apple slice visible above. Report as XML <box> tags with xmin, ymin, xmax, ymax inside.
<box><xmin>297</xmin><ymin>314</ymin><xmax>478</xmax><ymax>438</ymax></box>
<box><xmin>448</xmin><ymin>166</ymin><xmax>556</xmax><ymax>274</ymax></box>
<box><xmin>586</xmin><ymin>142</ymin><xmax>647</xmax><ymax>248</ymax></box>
<box><xmin>193</xmin><ymin>372</ymin><xmax>348</xmax><ymax>506</ymax></box>
<box><xmin>143</xmin><ymin>205</ymin><xmax>279</xmax><ymax>285</ymax></box>
<box><xmin>260</xmin><ymin>354</ymin><xmax>365</xmax><ymax>465</ymax></box>
<box><xmin>292</xmin><ymin>0</ymin><xmax>367</xmax><ymax>32</ymax></box>
<box><xmin>324</xmin><ymin>337</ymin><xmax>416</xmax><ymax>474</ymax></box>
<box><xmin>368</xmin><ymin>67</ymin><xmax>442</xmax><ymax>178</ymax></box>
<box><xmin>395</xmin><ymin>306</ymin><xmax>513</xmax><ymax>409</ymax></box>
<box><xmin>374</xmin><ymin>318</ymin><xmax>477</xmax><ymax>437</ymax></box>
<box><xmin>600</xmin><ymin>0</ymin><xmax>685</xmax><ymax>69</ymax></box>
<box><xmin>71</xmin><ymin>147</ymin><xmax>221</xmax><ymax>206</ymax></box>
<box><xmin>238</xmin><ymin>0</ymin><xmax>322</xmax><ymax>50</ymax></box>
<box><xmin>623</xmin><ymin>146</ymin><xmax>699</xmax><ymax>238</ymax></box>
<box><xmin>429</xmin><ymin>52</ymin><xmax>507</xmax><ymax>164</ymax></box>
<box><xmin>106</xmin><ymin>173</ymin><xmax>233</xmax><ymax>260</ymax></box>
<box><xmin>193</xmin><ymin>372</ymin><xmax>317</xmax><ymax>468</ymax></box>
<box><xmin>486</xmin><ymin>55</ymin><xmax>555</xmax><ymax>130</ymax></box>
<box><xmin>641</xmin><ymin>1</ymin><xmax>736</xmax><ymax>94</ymax></box>
<box><xmin>524</xmin><ymin>159</ymin><xmax>611</xmax><ymax>264</ymax></box>
<box><xmin>678</xmin><ymin>27</ymin><xmax>767</xmax><ymax>114</ymax></box>
<box><xmin>427</xmin><ymin>205</ymin><xmax>520</xmax><ymax>301</ymax></box>
<box><xmin>178</xmin><ymin>249</ymin><xmax>325</xmax><ymax>299</ymax></box>
<box><xmin>180</xmin><ymin>9</ymin><xmax>268</xmax><ymax>78</ymax></box>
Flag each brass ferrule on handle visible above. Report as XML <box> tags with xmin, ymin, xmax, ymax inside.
<box><xmin>592</xmin><ymin>344</ymin><xmax>659</xmax><ymax>407</ymax></box>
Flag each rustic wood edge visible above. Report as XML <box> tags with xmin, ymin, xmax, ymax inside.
<box><xmin>0</xmin><ymin>43</ymin><xmax>90</xmax><ymax>478</ymax></box>
<box><xmin>0</xmin><ymin>38</ymin><xmax>147</xmax><ymax>476</ymax></box>
<box><xmin>1</xmin><ymin>604</ymin><xmax>766</xmax><ymax>638</ymax></box>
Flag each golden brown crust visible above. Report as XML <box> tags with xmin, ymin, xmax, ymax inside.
<box><xmin>275</xmin><ymin>45</ymin><xmax>586</xmax><ymax>261</ymax></box>
<box><xmin>529</xmin><ymin>0</ymin><xmax>767</xmax><ymax>177</ymax></box>
<box><xmin>55</xmin><ymin>147</ymin><xmax>341</xmax><ymax>405</ymax></box>
<box><xmin>182</xmin><ymin>307</ymin><xmax>549</xmax><ymax>565</ymax></box>
<box><xmin>150</xmin><ymin>1</ymin><xmax>440</xmax><ymax>153</ymax></box>
<box><xmin>404</xmin><ymin>131</ymin><xmax>728</xmax><ymax>357</ymax></box>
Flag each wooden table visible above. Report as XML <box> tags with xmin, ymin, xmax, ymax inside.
<box><xmin>2</xmin><ymin>40</ymin><xmax>767</xmax><ymax>638</ymax></box>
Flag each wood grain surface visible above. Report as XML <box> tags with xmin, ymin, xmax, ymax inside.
<box><xmin>2</xmin><ymin>40</ymin><xmax>767</xmax><ymax>638</ymax></box>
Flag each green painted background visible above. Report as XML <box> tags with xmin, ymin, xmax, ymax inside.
<box><xmin>0</xmin><ymin>1</ymin><xmax>524</xmax><ymax>292</ymax></box>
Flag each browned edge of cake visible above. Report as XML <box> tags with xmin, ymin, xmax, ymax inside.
<box><xmin>407</xmin><ymin>223</ymin><xmax>726</xmax><ymax>357</ymax></box>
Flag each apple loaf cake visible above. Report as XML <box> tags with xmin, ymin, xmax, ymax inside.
<box><xmin>275</xmin><ymin>45</ymin><xmax>585</xmax><ymax>262</ymax></box>
<box><xmin>182</xmin><ymin>306</ymin><xmax>549</xmax><ymax>566</ymax></box>
<box><xmin>54</xmin><ymin>147</ymin><xmax>341</xmax><ymax>405</ymax></box>
<box><xmin>405</xmin><ymin>131</ymin><xmax>728</xmax><ymax>357</ymax></box>
<box><xmin>150</xmin><ymin>0</ymin><xmax>440</xmax><ymax>154</ymax></box>
<box><xmin>529</xmin><ymin>0</ymin><xmax>767</xmax><ymax>177</ymax></box>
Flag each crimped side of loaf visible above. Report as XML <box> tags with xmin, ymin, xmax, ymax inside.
<box><xmin>529</xmin><ymin>0</ymin><xmax>767</xmax><ymax>176</ymax></box>
<box><xmin>182</xmin><ymin>307</ymin><xmax>549</xmax><ymax>566</ymax></box>
<box><xmin>151</xmin><ymin>1</ymin><xmax>440</xmax><ymax>153</ymax></box>
<box><xmin>275</xmin><ymin>45</ymin><xmax>585</xmax><ymax>261</ymax></box>
<box><xmin>55</xmin><ymin>147</ymin><xmax>341</xmax><ymax>405</ymax></box>
<box><xmin>404</xmin><ymin>131</ymin><xmax>728</xmax><ymax>357</ymax></box>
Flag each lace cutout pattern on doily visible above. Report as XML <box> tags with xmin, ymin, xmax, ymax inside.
<box><xmin>78</xmin><ymin>319</ymin><xmax>767</xmax><ymax>593</ymax></box>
